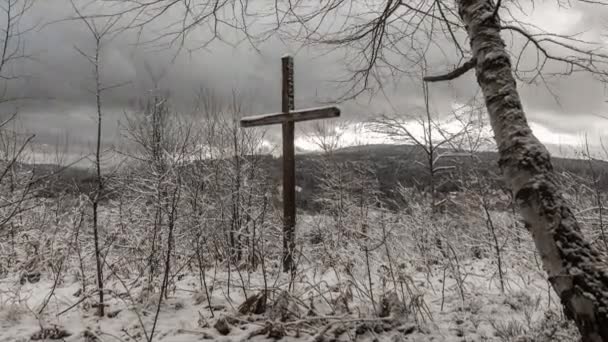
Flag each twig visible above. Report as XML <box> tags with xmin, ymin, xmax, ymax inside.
<box><xmin>56</xmin><ymin>294</ymin><xmax>91</xmax><ymax>316</ymax></box>
<box><xmin>492</xmin><ymin>0</ymin><xmax>502</xmax><ymax>18</ymax></box>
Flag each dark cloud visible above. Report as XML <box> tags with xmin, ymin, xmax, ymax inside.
<box><xmin>0</xmin><ymin>0</ymin><xmax>607</xmax><ymax>157</ymax></box>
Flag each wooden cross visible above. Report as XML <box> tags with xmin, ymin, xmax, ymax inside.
<box><xmin>240</xmin><ymin>56</ymin><xmax>340</xmax><ymax>272</ymax></box>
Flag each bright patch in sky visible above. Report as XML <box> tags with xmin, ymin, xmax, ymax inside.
<box><xmin>529</xmin><ymin>122</ymin><xmax>582</xmax><ymax>146</ymax></box>
<box><xmin>526</xmin><ymin>5</ymin><xmax>583</xmax><ymax>36</ymax></box>
<box><xmin>292</xmin><ymin>119</ymin><xmax>602</xmax><ymax>160</ymax></box>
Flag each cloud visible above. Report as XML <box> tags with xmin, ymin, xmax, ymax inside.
<box><xmin>0</xmin><ymin>0</ymin><xmax>606</xmax><ymax>159</ymax></box>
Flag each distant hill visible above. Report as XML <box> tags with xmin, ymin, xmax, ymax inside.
<box><xmin>21</xmin><ymin>144</ymin><xmax>608</xmax><ymax>210</ymax></box>
<box><xmin>275</xmin><ymin>144</ymin><xmax>608</xmax><ymax>210</ymax></box>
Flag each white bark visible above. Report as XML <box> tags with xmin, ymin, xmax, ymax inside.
<box><xmin>457</xmin><ymin>0</ymin><xmax>608</xmax><ymax>340</ymax></box>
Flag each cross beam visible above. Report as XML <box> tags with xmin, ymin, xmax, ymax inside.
<box><xmin>240</xmin><ymin>107</ymin><xmax>340</xmax><ymax>127</ymax></box>
<box><xmin>240</xmin><ymin>56</ymin><xmax>341</xmax><ymax>273</ymax></box>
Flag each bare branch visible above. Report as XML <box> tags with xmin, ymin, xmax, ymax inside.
<box><xmin>423</xmin><ymin>57</ymin><xmax>476</xmax><ymax>82</ymax></box>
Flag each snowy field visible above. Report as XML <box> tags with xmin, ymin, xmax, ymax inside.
<box><xmin>0</xmin><ymin>209</ymin><xmax>580</xmax><ymax>342</ymax></box>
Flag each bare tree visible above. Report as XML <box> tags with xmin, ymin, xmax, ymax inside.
<box><xmin>368</xmin><ymin>80</ymin><xmax>471</xmax><ymax>211</ymax></box>
<box><xmin>0</xmin><ymin>0</ymin><xmax>35</xmax><ymax>92</ymax></box>
<box><xmin>0</xmin><ymin>0</ymin><xmax>37</xmax><ymax>274</ymax></box>
<box><xmin>582</xmin><ymin>134</ymin><xmax>608</xmax><ymax>251</ymax></box>
<box><xmin>71</xmin><ymin>0</ymin><xmax>122</xmax><ymax>317</ymax></box>
<box><xmin>305</xmin><ymin>120</ymin><xmax>381</xmax><ymax>237</ymax></box>
<box><xmin>179</xmin><ymin>89</ymin><xmax>272</xmax><ymax>299</ymax></box>
<box><xmin>456</xmin><ymin>110</ymin><xmax>507</xmax><ymax>292</ymax></box>
<box><xmin>122</xmin><ymin>95</ymin><xmax>173</xmax><ymax>287</ymax></box>
<box><xmin>304</xmin><ymin>120</ymin><xmax>349</xmax><ymax>154</ymax></box>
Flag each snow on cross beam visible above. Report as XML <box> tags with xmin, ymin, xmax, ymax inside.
<box><xmin>240</xmin><ymin>106</ymin><xmax>340</xmax><ymax>127</ymax></box>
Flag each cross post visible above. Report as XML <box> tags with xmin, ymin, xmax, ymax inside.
<box><xmin>240</xmin><ymin>56</ymin><xmax>340</xmax><ymax>273</ymax></box>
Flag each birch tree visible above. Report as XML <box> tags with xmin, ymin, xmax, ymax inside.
<box><xmin>454</xmin><ymin>3</ymin><xmax>608</xmax><ymax>340</ymax></box>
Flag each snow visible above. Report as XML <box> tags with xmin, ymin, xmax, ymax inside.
<box><xmin>0</xmin><ymin>266</ymin><xmax>567</xmax><ymax>341</ymax></box>
<box><xmin>0</xmin><ymin>230</ymin><xmax>578</xmax><ymax>341</ymax></box>
<box><xmin>241</xmin><ymin>112</ymin><xmax>285</xmax><ymax>121</ymax></box>
<box><xmin>241</xmin><ymin>106</ymin><xmax>339</xmax><ymax>122</ymax></box>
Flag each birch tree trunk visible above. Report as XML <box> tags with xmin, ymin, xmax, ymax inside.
<box><xmin>457</xmin><ymin>0</ymin><xmax>608</xmax><ymax>340</ymax></box>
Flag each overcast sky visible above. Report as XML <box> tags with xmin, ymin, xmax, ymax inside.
<box><xmin>3</xmin><ymin>0</ymin><xmax>608</xmax><ymax>163</ymax></box>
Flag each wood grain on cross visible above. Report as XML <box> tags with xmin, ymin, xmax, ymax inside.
<box><xmin>240</xmin><ymin>56</ymin><xmax>340</xmax><ymax>272</ymax></box>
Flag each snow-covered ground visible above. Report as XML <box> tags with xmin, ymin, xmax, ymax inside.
<box><xmin>0</xmin><ymin>250</ymin><xmax>578</xmax><ymax>341</ymax></box>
